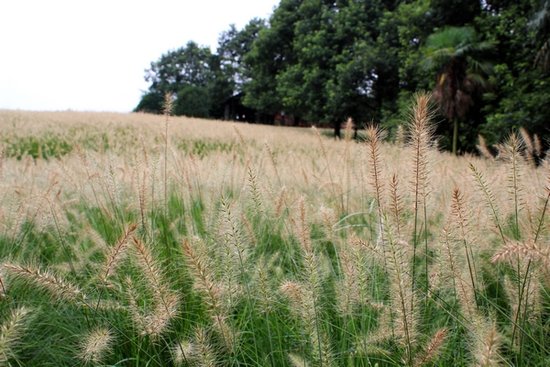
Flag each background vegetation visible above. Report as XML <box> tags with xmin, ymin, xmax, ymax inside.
<box><xmin>135</xmin><ymin>0</ymin><xmax>550</xmax><ymax>154</ymax></box>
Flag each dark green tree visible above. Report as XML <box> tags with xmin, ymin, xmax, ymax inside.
<box><xmin>477</xmin><ymin>1</ymin><xmax>550</xmax><ymax>146</ymax></box>
<box><xmin>245</xmin><ymin>0</ymin><xmax>400</xmax><ymax>135</ymax></box>
<box><xmin>326</xmin><ymin>0</ymin><xmax>390</xmax><ymax>136</ymax></box>
<box><xmin>218</xmin><ymin>19</ymin><xmax>266</xmax><ymax>93</ymax></box>
<box><xmin>275</xmin><ymin>0</ymin><xmax>336</xmax><ymax>126</ymax></box>
<box><xmin>134</xmin><ymin>0</ymin><xmax>550</xmax><ymax>151</ymax></box>
<box><xmin>136</xmin><ymin>41</ymin><xmax>217</xmax><ymax>117</ymax></box>
<box><xmin>430</xmin><ymin>0</ymin><xmax>481</xmax><ymax>26</ymax></box>
<box><xmin>144</xmin><ymin>41</ymin><xmax>214</xmax><ymax>94</ymax></box>
<box><xmin>242</xmin><ymin>0</ymin><xmax>301</xmax><ymax>119</ymax></box>
<box><xmin>174</xmin><ymin>84</ymin><xmax>211</xmax><ymax>117</ymax></box>
<box><xmin>133</xmin><ymin>91</ymin><xmax>164</xmax><ymax>114</ymax></box>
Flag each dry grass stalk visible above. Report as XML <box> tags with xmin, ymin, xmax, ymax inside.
<box><xmin>3</xmin><ymin>263</ymin><xmax>85</xmax><ymax>304</ymax></box>
<box><xmin>476</xmin><ymin>135</ymin><xmax>494</xmax><ymax>160</ymax></box>
<box><xmin>294</xmin><ymin>200</ymin><xmax>324</xmax><ymax>327</ymax></box>
<box><xmin>124</xmin><ymin>275</ymin><xmax>178</xmax><ymax>338</ymax></box>
<box><xmin>216</xmin><ymin>199</ymin><xmax>246</xmax><ymax>304</ymax></box>
<box><xmin>0</xmin><ymin>307</ymin><xmax>31</xmax><ymax>366</ymax></box>
<box><xmin>193</xmin><ymin>327</ymin><xmax>218</xmax><ymax>367</ymax></box>
<box><xmin>162</xmin><ymin>92</ymin><xmax>173</xmax><ymax>213</ymax></box>
<box><xmin>101</xmin><ymin>157</ymin><xmax>122</xmax><ymax>217</ymax></box>
<box><xmin>354</xmin><ymin>309</ymin><xmax>393</xmax><ymax>355</ymax></box>
<box><xmin>389</xmin><ymin>174</ymin><xmax>404</xmax><ymax>238</ymax></box>
<box><xmin>366</xmin><ymin>124</ymin><xmax>386</xmax><ymax>244</ymax></box>
<box><xmin>395</xmin><ymin>124</ymin><xmax>406</xmax><ymax>146</ymax></box>
<box><xmin>408</xmin><ymin>92</ymin><xmax>434</xmax><ymax>198</ymax></box>
<box><xmin>533</xmin><ymin>134</ymin><xmax>542</xmax><ymax>157</ymax></box>
<box><xmin>131</xmin><ymin>237</ymin><xmax>180</xmax><ymax>337</ymax></box>
<box><xmin>344</xmin><ymin>117</ymin><xmax>354</xmax><ymax>142</ymax></box>
<box><xmin>240</xmin><ymin>213</ymin><xmax>257</xmax><ymax>248</ymax></box>
<box><xmin>172</xmin><ymin>339</ymin><xmax>194</xmax><ymax>366</ymax></box>
<box><xmin>318</xmin><ymin>205</ymin><xmax>336</xmax><ymax>243</ymax></box>
<box><xmin>211</xmin><ymin>314</ymin><xmax>238</xmax><ymax>353</ymax></box>
<box><xmin>386</xmin><ymin>235</ymin><xmax>417</xmax><ymax>358</ymax></box>
<box><xmin>182</xmin><ymin>239</ymin><xmax>224</xmax><ymax>315</ymax></box>
<box><xmin>124</xmin><ymin>277</ymin><xmax>150</xmax><ymax>336</ymax></box>
<box><xmin>469</xmin><ymin>163</ymin><xmax>506</xmax><ymax>242</ymax></box>
<box><xmin>136</xmin><ymin>165</ymin><xmax>149</xmax><ymax>231</ymax></box>
<box><xmin>503</xmin><ymin>273</ymin><xmax>542</xmax><ymax>327</ymax></box>
<box><xmin>318</xmin><ymin>331</ymin><xmax>336</xmax><ymax>367</ymax></box>
<box><xmin>233</xmin><ymin>125</ymin><xmax>246</xmax><ymax>147</ymax></box>
<box><xmin>265</xmin><ymin>142</ymin><xmax>282</xmax><ymax>187</ymax></box>
<box><xmin>78</xmin><ymin>327</ymin><xmax>113</xmax><ymax>364</ymax></box>
<box><xmin>296</xmin><ymin>198</ymin><xmax>313</xmax><ymax>254</ymax></box>
<box><xmin>336</xmin><ymin>242</ymin><xmax>371</xmax><ymax>316</ymax></box>
<box><xmin>98</xmin><ymin>223</ymin><xmax>137</xmax><ymax>284</ymax></box>
<box><xmin>220</xmin><ymin>198</ymin><xmax>248</xmax><ymax>265</ymax></box>
<box><xmin>343</xmin><ymin>118</ymin><xmax>354</xmax><ymax>212</ymax></box>
<box><xmin>274</xmin><ymin>186</ymin><xmax>287</xmax><ymax>218</ymax></box>
<box><xmin>519</xmin><ymin>127</ymin><xmax>535</xmax><ymax>165</ymax></box>
<box><xmin>145</xmin><ymin>301</ymin><xmax>179</xmax><ymax>338</ymax></box>
<box><xmin>441</xmin><ymin>227</ymin><xmax>477</xmax><ymax>319</ymax></box>
<box><xmin>280</xmin><ymin>280</ymin><xmax>331</xmax><ymax>365</ymax></box>
<box><xmin>336</xmin><ymin>249</ymin><xmax>360</xmax><ymax>316</ymax></box>
<box><xmin>183</xmin><ymin>239</ymin><xmax>236</xmax><ymax>351</ymax></box>
<box><xmin>246</xmin><ymin>164</ymin><xmax>263</xmax><ymax>215</ymax></box>
<box><xmin>413</xmin><ymin>328</ymin><xmax>448</xmax><ymax>367</ymax></box>
<box><xmin>82</xmin><ymin>225</ymin><xmax>109</xmax><ymax>253</ymax></box>
<box><xmin>502</xmin><ymin>134</ymin><xmax>524</xmax><ymax>229</ymax></box>
<box><xmin>473</xmin><ymin>321</ymin><xmax>502</xmax><ymax>367</ymax></box>
<box><xmin>253</xmin><ymin>257</ymin><xmax>278</xmax><ymax>314</ymax></box>
<box><xmin>450</xmin><ymin>188</ymin><xmax>479</xmax><ymax>303</ymax></box>
<box><xmin>280</xmin><ymin>280</ymin><xmax>304</xmax><ymax>306</ymax></box>
<box><xmin>312</xmin><ymin>126</ymin><xmax>342</xmax><ymax>213</ymax></box>
<box><xmin>0</xmin><ymin>269</ymin><xmax>6</xmax><ymax>299</ymax></box>
<box><xmin>365</xmin><ymin>212</ymin><xmax>416</xmax><ymax>365</ymax></box>
<box><xmin>288</xmin><ymin>353</ymin><xmax>310</xmax><ymax>367</ymax></box>
<box><xmin>407</xmin><ymin>92</ymin><xmax>434</xmax><ymax>304</ymax></box>
<box><xmin>132</xmin><ymin>237</ymin><xmax>169</xmax><ymax>301</ymax></box>
<box><xmin>491</xmin><ymin>239</ymin><xmax>549</xmax><ymax>267</ymax></box>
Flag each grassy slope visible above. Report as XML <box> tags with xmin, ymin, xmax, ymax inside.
<box><xmin>0</xmin><ymin>107</ymin><xmax>548</xmax><ymax>366</ymax></box>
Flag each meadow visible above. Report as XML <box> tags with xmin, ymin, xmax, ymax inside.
<box><xmin>0</xmin><ymin>94</ymin><xmax>548</xmax><ymax>366</ymax></box>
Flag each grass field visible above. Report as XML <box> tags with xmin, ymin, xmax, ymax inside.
<box><xmin>0</xmin><ymin>95</ymin><xmax>548</xmax><ymax>366</ymax></box>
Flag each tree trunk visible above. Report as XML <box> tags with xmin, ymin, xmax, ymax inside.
<box><xmin>334</xmin><ymin>120</ymin><xmax>341</xmax><ymax>139</ymax></box>
<box><xmin>452</xmin><ymin>119</ymin><xmax>458</xmax><ymax>155</ymax></box>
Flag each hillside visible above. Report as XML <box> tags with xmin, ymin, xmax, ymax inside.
<box><xmin>0</xmin><ymin>104</ymin><xmax>548</xmax><ymax>366</ymax></box>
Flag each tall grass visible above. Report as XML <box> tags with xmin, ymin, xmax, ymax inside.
<box><xmin>0</xmin><ymin>99</ymin><xmax>548</xmax><ymax>366</ymax></box>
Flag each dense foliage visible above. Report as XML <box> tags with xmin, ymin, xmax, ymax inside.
<box><xmin>136</xmin><ymin>0</ymin><xmax>550</xmax><ymax>153</ymax></box>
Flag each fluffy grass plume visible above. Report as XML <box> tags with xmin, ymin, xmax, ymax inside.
<box><xmin>78</xmin><ymin>327</ymin><xmax>113</xmax><ymax>364</ymax></box>
<box><xmin>2</xmin><ymin>263</ymin><xmax>85</xmax><ymax>304</ymax></box>
<box><xmin>0</xmin><ymin>307</ymin><xmax>31</xmax><ymax>366</ymax></box>
<box><xmin>98</xmin><ymin>223</ymin><xmax>137</xmax><ymax>284</ymax></box>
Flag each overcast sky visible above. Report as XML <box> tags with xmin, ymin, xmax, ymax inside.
<box><xmin>0</xmin><ymin>0</ymin><xmax>279</xmax><ymax>112</ymax></box>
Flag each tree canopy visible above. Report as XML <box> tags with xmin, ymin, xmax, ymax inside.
<box><xmin>136</xmin><ymin>0</ymin><xmax>550</xmax><ymax>153</ymax></box>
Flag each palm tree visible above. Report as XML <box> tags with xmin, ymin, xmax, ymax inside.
<box><xmin>531</xmin><ymin>0</ymin><xmax>550</xmax><ymax>71</ymax></box>
<box><xmin>424</xmin><ymin>26</ymin><xmax>492</xmax><ymax>154</ymax></box>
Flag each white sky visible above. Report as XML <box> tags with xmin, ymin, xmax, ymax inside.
<box><xmin>0</xmin><ymin>0</ymin><xmax>279</xmax><ymax>112</ymax></box>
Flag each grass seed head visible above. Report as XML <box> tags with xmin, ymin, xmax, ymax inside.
<box><xmin>3</xmin><ymin>263</ymin><xmax>85</xmax><ymax>304</ymax></box>
<box><xmin>78</xmin><ymin>327</ymin><xmax>113</xmax><ymax>364</ymax></box>
<box><xmin>0</xmin><ymin>306</ymin><xmax>31</xmax><ymax>365</ymax></box>
<box><xmin>172</xmin><ymin>339</ymin><xmax>194</xmax><ymax>366</ymax></box>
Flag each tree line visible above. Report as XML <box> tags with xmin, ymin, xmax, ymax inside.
<box><xmin>135</xmin><ymin>0</ymin><xmax>550</xmax><ymax>154</ymax></box>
